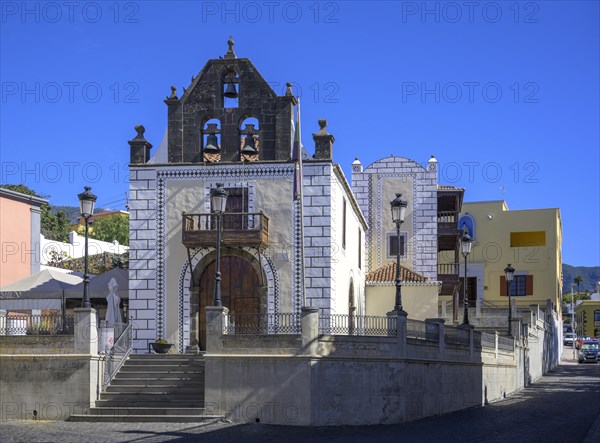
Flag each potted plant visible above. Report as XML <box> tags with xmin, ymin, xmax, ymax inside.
<box><xmin>150</xmin><ymin>339</ymin><xmax>173</xmax><ymax>354</ymax></box>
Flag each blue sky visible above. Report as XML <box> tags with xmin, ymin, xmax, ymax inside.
<box><xmin>1</xmin><ymin>1</ymin><xmax>598</xmax><ymax>266</ymax></box>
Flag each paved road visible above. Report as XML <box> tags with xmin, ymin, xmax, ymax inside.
<box><xmin>2</xmin><ymin>352</ymin><xmax>599</xmax><ymax>443</ymax></box>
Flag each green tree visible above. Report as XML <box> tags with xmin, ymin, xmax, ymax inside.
<box><xmin>0</xmin><ymin>184</ymin><xmax>70</xmax><ymax>241</ymax></box>
<box><xmin>89</xmin><ymin>214</ymin><xmax>129</xmax><ymax>246</ymax></box>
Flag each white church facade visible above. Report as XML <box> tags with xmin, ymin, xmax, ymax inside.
<box><xmin>127</xmin><ymin>41</ymin><xmax>458</xmax><ymax>354</ymax></box>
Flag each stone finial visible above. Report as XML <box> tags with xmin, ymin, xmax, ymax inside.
<box><xmin>134</xmin><ymin>125</ymin><xmax>146</xmax><ymax>139</ymax></box>
<box><xmin>225</xmin><ymin>35</ymin><xmax>236</xmax><ymax>59</ymax></box>
<box><xmin>285</xmin><ymin>82</ymin><xmax>293</xmax><ymax>97</ymax></box>
<box><xmin>128</xmin><ymin>125</ymin><xmax>152</xmax><ymax>164</ymax></box>
<box><xmin>352</xmin><ymin>157</ymin><xmax>363</xmax><ymax>173</ymax></box>
<box><xmin>427</xmin><ymin>154</ymin><xmax>438</xmax><ymax>174</ymax></box>
<box><xmin>312</xmin><ymin>119</ymin><xmax>335</xmax><ymax>161</ymax></box>
<box><xmin>169</xmin><ymin>86</ymin><xmax>178</xmax><ymax>100</ymax></box>
<box><xmin>316</xmin><ymin>119</ymin><xmax>329</xmax><ymax>135</ymax></box>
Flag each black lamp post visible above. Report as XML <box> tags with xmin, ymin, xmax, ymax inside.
<box><xmin>390</xmin><ymin>193</ymin><xmax>407</xmax><ymax>313</ymax></box>
<box><xmin>461</xmin><ymin>231</ymin><xmax>472</xmax><ymax>325</ymax></box>
<box><xmin>505</xmin><ymin>264</ymin><xmax>515</xmax><ymax>335</ymax></box>
<box><xmin>78</xmin><ymin>186</ymin><xmax>96</xmax><ymax>309</ymax></box>
<box><xmin>211</xmin><ymin>183</ymin><xmax>228</xmax><ymax>307</ymax></box>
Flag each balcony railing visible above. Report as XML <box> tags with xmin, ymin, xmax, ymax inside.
<box><xmin>438</xmin><ymin>262</ymin><xmax>459</xmax><ymax>276</ymax></box>
<box><xmin>437</xmin><ymin>211</ymin><xmax>458</xmax><ymax>224</ymax></box>
<box><xmin>226</xmin><ymin>313</ymin><xmax>300</xmax><ymax>335</ymax></box>
<box><xmin>319</xmin><ymin>314</ymin><xmax>396</xmax><ymax>336</ymax></box>
<box><xmin>182</xmin><ymin>212</ymin><xmax>269</xmax><ymax>248</ymax></box>
<box><xmin>0</xmin><ymin>313</ymin><xmax>74</xmax><ymax>336</ymax></box>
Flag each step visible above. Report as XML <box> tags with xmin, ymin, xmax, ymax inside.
<box><xmin>68</xmin><ymin>414</ymin><xmax>222</xmax><ymax>423</ymax></box>
<box><xmin>109</xmin><ymin>379</ymin><xmax>204</xmax><ymax>387</ymax></box>
<box><xmin>88</xmin><ymin>406</ymin><xmax>208</xmax><ymax>416</ymax></box>
<box><xmin>128</xmin><ymin>355</ymin><xmax>205</xmax><ymax>361</ymax></box>
<box><xmin>104</xmin><ymin>386</ymin><xmax>205</xmax><ymax>394</ymax></box>
<box><xmin>116</xmin><ymin>369</ymin><xmax>203</xmax><ymax>374</ymax></box>
<box><xmin>100</xmin><ymin>393</ymin><xmax>202</xmax><ymax>401</ymax></box>
<box><xmin>95</xmin><ymin>400</ymin><xmax>205</xmax><ymax>408</ymax></box>
<box><xmin>125</xmin><ymin>358</ymin><xmax>205</xmax><ymax>366</ymax></box>
<box><xmin>114</xmin><ymin>372</ymin><xmax>203</xmax><ymax>380</ymax></box>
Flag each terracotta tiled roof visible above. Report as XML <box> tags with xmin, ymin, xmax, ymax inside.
<box><xmin>366</xmin><ymin>263</ymin><xmax>428</xmax><ymax>284</ymax></box>
<box><xmin>438</xmin><ymin>185</ymin><xmax>464</xmax><ymax>191</ymax></box>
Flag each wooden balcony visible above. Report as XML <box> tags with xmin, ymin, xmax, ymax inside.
<box><xmin>438</xmin><ymin>262</ymin><xmax>460</xmax><ymax>296</ymax></box>
<box><xmin>182</xmin><ymin>212</ymin><xmax>269</xmax><ymax>249</ymax></box>
<box><xmin>438</xmin><ymin>211</ymin><xmax>460</xmax><ymax>251</ymax></box>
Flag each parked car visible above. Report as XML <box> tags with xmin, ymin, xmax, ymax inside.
<box><xmin>577</xmin><ymin>341</ymin><xmax>600</xmax><ymax>363</ymax></box>
<box><xmin>563</xmin><ymin>333</ymin><xmax>576</xmax><ymax>346</ymax></box>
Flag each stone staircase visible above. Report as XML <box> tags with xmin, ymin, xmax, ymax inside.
<box><xmin>69</xmin><ymin>354</ymin><xmax>223</xmax><ymax>422</ymax></box>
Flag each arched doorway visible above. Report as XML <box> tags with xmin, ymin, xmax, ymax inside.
<box><xmin>197</xmin><ymin>255</ymin><xmax>261</xmax><ymax>350</ymax></box>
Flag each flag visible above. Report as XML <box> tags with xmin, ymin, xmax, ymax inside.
<box><xmin>292</xmin><ymin>98</ymin><xmax>302</xmax><ymax>201</ymax></box>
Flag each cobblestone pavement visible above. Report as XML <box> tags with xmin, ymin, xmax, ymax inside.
<box><xmin>2</xmin><ymin>352</ymin><xmax>598</xmax><ymax>443</ymax></box>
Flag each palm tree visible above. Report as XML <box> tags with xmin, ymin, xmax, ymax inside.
<box><xmin>574</xmin><ymin>275</ymin><xmax>583</xmax><ymax>298</ymax></box>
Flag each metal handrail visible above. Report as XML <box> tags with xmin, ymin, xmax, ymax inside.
<box><xmin>103</xmin><ymin>322</ymin><xmax>133</xmax><ymax>391</ymax></box>
<box><xmin>319</xmin><ymin>314</ymin><xmax>396</xmax><ymax>336</ymax></box>
<box><xmin>226</xmin><ymin>313</ymin><xmax>300</xmax><ymax>335</ymax></box>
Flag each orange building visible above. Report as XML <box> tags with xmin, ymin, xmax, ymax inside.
<box><xmin>0</xmin><ymin>188</ymin><xmax>47</xmax><ymax>286</ymax></box>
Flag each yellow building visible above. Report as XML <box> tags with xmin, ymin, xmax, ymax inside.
<box><xmin>440</xmin><ymin>200</ymin><xmax>562</xmax><ymax>319</ymax></box>
<box><xmin>575</xmin><ymin>299</ymin><xmax>600</xmax><ymax>338</ymax></box>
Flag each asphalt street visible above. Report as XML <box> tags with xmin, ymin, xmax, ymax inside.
<box><xmin>2</xmin><ymin>349</ymin><xmax>599</xmax><ymax>443</ymax></box>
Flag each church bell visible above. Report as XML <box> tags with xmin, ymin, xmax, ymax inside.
<box><xmin>241</xmin><ymin>135</ymin><xmax>257</xmax><ymax>154</ymax></box>
<box><xmin>224</xmin><ymin>82</ymin><xmax>238</xmax><ymax>99</ymax></box>
<box><xmin>203</xmin><ymin>134</ymin><xmax>220</xmax><ymax>153</ymax></box>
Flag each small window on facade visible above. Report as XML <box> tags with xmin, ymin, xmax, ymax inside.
<box><xmin>510</xmin><ymin>231</ymin><xmax>546</xmax><ymax>247</ymax></box>
<box><xmin>342</xmin><ymin>198</ymin><xmax>347</xmax><ymax>250</ymax></box>
<box><xmin>388</xmin><ymin>234</ymin><xmax>406</xmax><ymax>257</ymax></box>
<box><xmin>500</xmin><ymin>275</ymin><xmax>533</xmax><ymax>296</ymax></box>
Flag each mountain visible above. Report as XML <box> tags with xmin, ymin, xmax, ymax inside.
<box><xmin>52</xmin><ymin>206</ymin><xmax>112</xmax><ymax>224</ymax></box>
<box><xmin>562</xmin><ymin>264</ymin><xmax>600</xmax><ymax>294</ymax></box>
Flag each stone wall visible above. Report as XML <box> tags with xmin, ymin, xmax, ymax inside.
<box><xmin>204</xmin><ymin>308</ymin><xmax>553</xmax><ymax>426</ymax></box>
<box><xmin>128</xmin><ymin>166</ymin><xmax>158</xmax><ymax>353</ymax></box>
<box><xmin>0</xmin><ymin>335</ymin><xmax>74</xmax><ymax>354</ymax></box>
<box><xmin>0</xmin><ymin>308</ymin><xmax>102</xmax><ymax>421</ymax></box>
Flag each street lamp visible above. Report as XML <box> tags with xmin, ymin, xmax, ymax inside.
<box><xmin>505</xmin><ymin>264</ymin><xmax>515</xmax><ymax>335</ymax></box>
<box><xmin>390</xmin><ymin>193</ymin><xmax>407</xmax><ymax>313</ymax></box>
<box><xmin>78</xmin><ymin>186</ymin><xmax>97</xmax><ymax>309</ymax></box>
<box><xmin>461</xmin><ymin>231</ymin><xmax>472</xmax><ymax>325</ymax></box>
<box><xmin>571</xmin><ymin>283</ymin><xmax>576</xmax><ymax>360</ymax></box>
<box><xmin>211</xmin><ymin>183</ymin><xmax>228</xmax><ymax>307</ymax></box>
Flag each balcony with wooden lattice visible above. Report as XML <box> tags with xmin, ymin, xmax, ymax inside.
<box><xmin>182</xmin><ymin>212</ymin><xmax>269</xmax><ymax>249</ymax></box>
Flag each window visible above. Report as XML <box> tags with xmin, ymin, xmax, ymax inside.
<box><xmin>388</xmin><ymin>233</ymin><xmax>406</xmax><ymax>258</ymax></box>
<box><xmin>594</xmin><ymin>310</ymin><xmax>600</xmax><ymax>326</ymax></box>
<box><xmin>500</xmin><ymin>275</ymin><xmax>533</xmax><ymax>296</ymax></box>
<box><xmin>342</xmin><ymin>198</ymin><xmax>347</xmax><ymax>250</ymax></box>
<box><xmin>510</xmin><ymin>231</ymin><xmax>546</xmax><ymax>247</ymax></box>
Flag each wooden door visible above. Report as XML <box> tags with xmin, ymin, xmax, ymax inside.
<box><xmin>223</xmin><ymin>188</ymin><xmax>248</xmax><ymax>230</ymax></box>
<box><xmin>198</xmin><ymin>256</ymin><xmax>260</xmax><ymax>350</ymax></box>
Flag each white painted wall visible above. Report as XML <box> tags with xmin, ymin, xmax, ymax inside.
<box><xmin>40</xmin><ymin>232</ymin><xmax>128</xmax><ymax>264</ymax></box>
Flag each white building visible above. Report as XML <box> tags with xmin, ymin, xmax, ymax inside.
<box><xmin>127</xmin><ymin>42</ymin><xmax>368</xmax><ymax>353</ymax></box>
